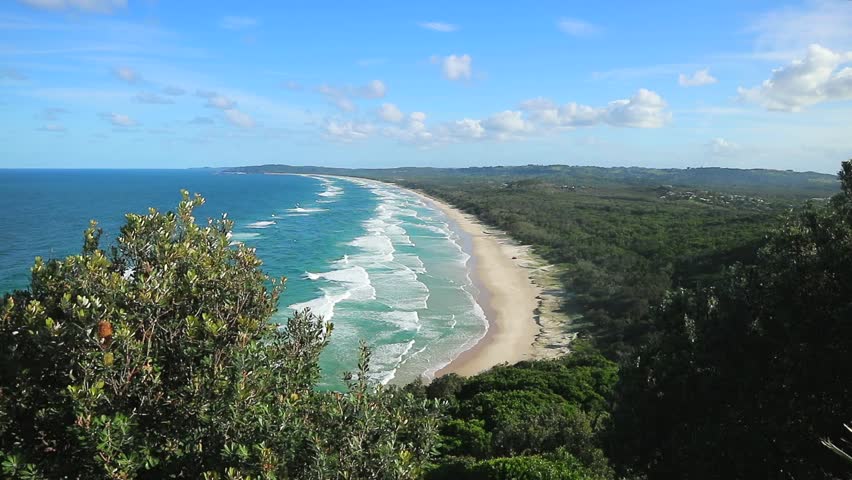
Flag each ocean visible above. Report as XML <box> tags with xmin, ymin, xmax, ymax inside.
<box><xmin>0</xmin><ymin>169</ymin><xmax>486</xmax><ymax>389</ymax></box>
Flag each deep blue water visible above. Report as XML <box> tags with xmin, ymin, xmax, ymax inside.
<box><xmin>0</xmin><ymin>170</ymin><xmax>485</xmax><ymax>388</ymax></box>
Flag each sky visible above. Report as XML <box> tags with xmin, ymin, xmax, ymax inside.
<box><xmin>1</xmin><ymin>0</ymin><xmax>851</xmax><ymax>172</ymax></box>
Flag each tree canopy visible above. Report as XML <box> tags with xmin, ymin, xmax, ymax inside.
<box><xmin>0</xmin><ymin>192</ymin><xmax>440</xmax><ymax>479</ymax></box>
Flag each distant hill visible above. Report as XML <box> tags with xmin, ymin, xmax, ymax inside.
<box><xmin>224</xmin><ymin>164</ymin><xmax>840</xmax><ymax>199</ymax></box>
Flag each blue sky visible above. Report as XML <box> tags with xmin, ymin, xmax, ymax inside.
<box><xmin>1</xmin><ymin>0</ymin><xmax>851</xmax><ymax>172</ymax></box>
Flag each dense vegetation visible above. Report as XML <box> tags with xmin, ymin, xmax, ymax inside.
<box><xmin>228</xmin><ymin>162</ymin><xmax>849</xmax><ymax>479</ymax></box>
<box><xmin>413</xmin><ymin>341</ymin><xmax>618</xmax><ymax>479</ymax></box>
<box><xmin>609</xmin><ymin>163</ymin><xmax>852</xmax><ymax>479</ymax></box>
<box><xmin>231</xmin><ymin>162</ymin><xmax>838</xmax><ymax>360</ymax></box>
<box><xmin>0</xmin><ymin>193</ymin><xmax>440</xmax><ymax>479</ymax></box>
<box><xmin>229</xmin><ymin>164</ymin><xmax>837</xmax><ymax>200</ymax></box>
<box><xmin>2</xmin><ymin>162</ymin><xmax>850</xmax><ymax>479</ymax></box>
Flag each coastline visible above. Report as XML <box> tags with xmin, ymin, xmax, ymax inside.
<box><xmin>275</xmin><ymin>172</ymin><xmax>575</xmax><ymax>378</ymax></box>
<box><xmin>421</xmin><ymin>194</ymin><xmax>538</xmax><ymax>376</ymax></box>
<box><xmin>413</xmin><ymin>192</ymin><xmax>575</xmax><ymax>376</ymax></box>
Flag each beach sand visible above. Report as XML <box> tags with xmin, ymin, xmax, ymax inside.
<box><xmin>310</xmin><ymin>173</ymin><xmax>576</xmax><ymax>378</ymax></box>
<box><xmin>412</xmin><ymin>193</ymin><xmax>575</xmax><ymax>377</ymax></box>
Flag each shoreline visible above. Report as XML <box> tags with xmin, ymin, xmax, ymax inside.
<box><xmin>420</xmin><ymin>193</ymin><xmax>540</xmax><ymax>376</ymax></box>
<box><xmin>412</xmin><ymin>191</ymin><xmax>577</xmax><ymax>376</ymax></box>
<box><xmin>272</xmin><ymin>172</ymin><xmax>576</xmax><ymax>378</ymax></box>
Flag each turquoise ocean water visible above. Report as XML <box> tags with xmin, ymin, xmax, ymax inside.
<box><xmin>0</xmin><ymin>170</ymin><xmax>486</xmax><ymax>389</ymax></box>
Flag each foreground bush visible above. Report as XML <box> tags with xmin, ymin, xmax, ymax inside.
<box><xmin>414</xmin><ymin>342</ymin><xmax>617</xmax><ymax>479</ymax></box>
<box><xmin>0</xmin><ymin>192</ymin><xmax>440</xmax><ymax>479</ymax></box>
<box><xmin>426</xmin><ymin>449</ymin><xmax>595</xmax><ymax>480</ymax></box>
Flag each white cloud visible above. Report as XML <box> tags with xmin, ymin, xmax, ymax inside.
<box><xmin>679</xmin><ymin>69</ymin><xmax>718</xmax><ymax>87</ymax></box>
<box><xmin>560</xmin><ymin>103</ymin><xmax>605</xmax><ymax>126</ymax></box>
<box><xmin>382</xmin><ymin>111</ymin><xmax>434</xmax><ymax>144</ymax></box>
<box><xmin>135</xmin><ymin>92</ymin><xmax>174</xmax><ymax>104</ymax></box>
<box><xmin>482</xmin><ymin>110</ymin><xmax>534</xmax><ymax>138</ymax></box>
<box><xmin>419</xmin><ymin>21</ymin><xmax>459</xmax><ymax>32</ymax></box>
<box><xmin>317</xmin><ymin>85</ymin><xmax>356</xmax><ymax>112</ymax></box>
<box><xmin>316</xmin><ymin>80</ymin><xmax>386</xmax><ymax>112</ymax></box>
<box><xmin>520</xmin><ymin>99</ymin><xmax>604</xmax><ymax>128</ymax></box>
<box><xmin>100</xmin><ymin>112</ymin><xmax>136</xmax><ymax>127</ymax></box>
<box><xmin>519</xmin><ymin>89</ymin><xmax>670</xmax><ymax>129</ymax></box>
<box><xmin>358</xmin><ymin>79</ymin><xmax>386</xmax><ymax>99</ymax></box>
<box><xmin>113</xmin><ymin>66</ymin><xmax>140</xmax><ymax>84</ymax></box>
<box><xmin>224</xmin><ymin>109</ymin><xmax>255</xmax><ymax>128</ymax></box>
<box><xmin>449</xmin><ymin>119</ymin><xmax>486</xmax><ymax>139</ymax></box>
<box><xmin>198</xmin><ymin>90</ymin><xmax>238</xmax><ymax>110</ymax></box>
<box><xmin>333</xmin><ymin>96</ymin><xmax>356</xmax><ymax>112</ymax></box>
<box><xmin>435</xmin><ymin>54</ymin><xmax>472</xmax><ymax>81</ymax></box>
<box><xmin>707</xmin><ymin>138</ymin><xmax>740</xmax><ymax>156</ymax></box>
<box><xmin>605</xmin><ymin>89</ymin><xmax>671</xmax><ymax>127</ymax></box>
<box><xmin>377</xmin><ymin>103</ymin><xmax>404</xmax><ymax>123</ymax></box>
<box><xmin>324</xmin><ymin>120</ymin><xmax>373</xmax><ymax>141</ymax></box>
<box><xmin>557</xmin><ymin>17</ymin><xmax>600</xmax><ymax>37</ymax></box>
<box><xmin>220</xmin><ymin>16</ymin><xmax>258</xmax><ymax>30</ymax></box>
<box><xmin>738</xmin><ymin>44</ymin><xmax>852</xmax><ymax>111</ymax></box>
<box><xmin>207</xmin><ymin>95</ymin><xmax>236</xmax><ymax>109</ymax></box>
<box><xmin>320</xmin><ymin>90</ymin><xmax>669</xmax><ymax>146</ymax></box>
<box><xmin>18</xmin><ymin>0</ymin><xmax>126</xmax><ymax>13</ymax></box>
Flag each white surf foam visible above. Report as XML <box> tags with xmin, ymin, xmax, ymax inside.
<box><xmin>303</xmin><ymin>175</ymin><xmax>492</xmax><ymax>387</ymax></box>
<box><xmin>229</xmin><ymin>232</ymin><xmax>261</xmax><ymax>240</ymax></box>
<box><xmin>286</xmin><ymin>207</ymin><xmax>327</xmax><ymax>213</ymax></box>
<box><xmin>369</xmin><ymin>339</ymin><xmax>417</xmax><ymax>384</ymax></box>
<box><xmin>246</xmin><ymin>220</ymin><xmax>275</xmax><ymax>229</ymax></box>
<box><xmin>318</xmin><ymin>186</ymin><xmax>343</xmax><ymax>197</ymax></box>
<box><xmin>287</xmin><ymin>289</ymin><xmax>350</xmax><ymax>322</ymax></box>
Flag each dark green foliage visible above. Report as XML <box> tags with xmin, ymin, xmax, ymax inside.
<box><xmin>427</xmin><ymin>449</ymin><xmax>596</xmax><ymax>480</ymax></box>
<box><xmin>457</xmin><ymin>343</ymin><xmax>617</xmax><ymax>415</ymax></box>
<box><xmin>0</xmin><ymin>192</ymin><xmax>440</xmax><ymax>479</ymax></box>
<box><xmin>610</xmin><ymin>161</ymin><xmax>852</xmax><ymax>479</ymax></box>
<box><xmin>424</xmin><ymin>342</ymin><xmax>617</xmax><ymax>479</ymax></box>
<box><xmin>425</xmin><ymin>373</ymin><xmax>465</xmax><ymax>401</ymax></box>
<box><xmin>438</xmin><ymin>419</ymin><xmax>491</xmax><ymax>458</ymax></box>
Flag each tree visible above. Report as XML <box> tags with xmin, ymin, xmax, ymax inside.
<box><xmin>610</xmin><ymin>161</ymin><xmax>852</xmax><ymax>479</ymax></box>
<box><xmin>0</xmin><ymin>192</ymin><xmax>440</xmax><ymax>479</ymax></box>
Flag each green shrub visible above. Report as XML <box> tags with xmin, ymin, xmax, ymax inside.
<box><xmin>439</xmin><ymin>419</ymin><xmax>492</xmax><ymax>458</ymax></box>
<box><xmin>427</xmin><ymin>450</ymin><xmax>591</xmax><ymax>480</ymax></box>
<box><xmin>469</xmin><ymin>454</ymin><xmax>587</xmax><ymax>480</ymax></box>
<box><xmin>0</xmin><ymin>192</ymin><xmax>440</xmax><ymax>479</ymax></box>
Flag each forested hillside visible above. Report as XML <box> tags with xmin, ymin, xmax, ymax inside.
<box><xmin>229</xmin><ymin>163</ymin><xmax>838</xmax><ymax>360</ymax></box>
<box><xmin>228</xmin><ymin>163</ymin><xmax>838</xmax><ymax>200</ymax></box>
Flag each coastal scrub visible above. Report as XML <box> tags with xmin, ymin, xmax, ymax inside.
<box><xmin>0</xmin><ymin>191</ymin><xmax>440</xmax><ymax>479</ymax></box>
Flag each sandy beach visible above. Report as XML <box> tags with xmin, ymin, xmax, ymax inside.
<box><xmin>412</xmin><ymin>192</ymin><xmax>576</xmax><ymax>377</ymax></box>
<box><xmin>420</xmin><ymin>194</ymin><xmax>539</xmax><ymax>376</ymax></box>
<box><xmin>315</xmin><ymin>173</ymin><xmax>575</xmax><ymax>378</ymax></box>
